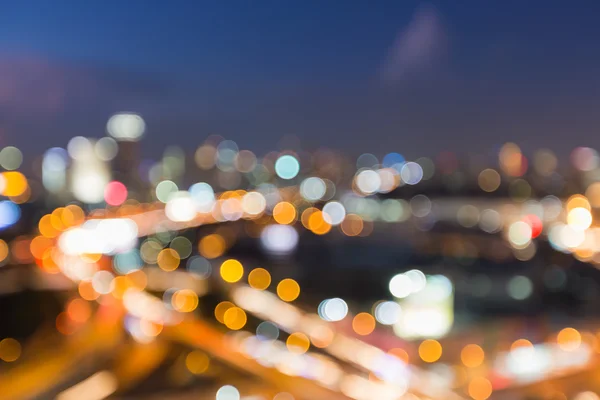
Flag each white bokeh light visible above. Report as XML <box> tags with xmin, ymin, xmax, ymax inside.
<box><xmin>107</xmin><ymin>113</ymin><xmax>146</xmax><ymax>141</ymax></box>
<box><xmin>300</xmin><ymin>177</ymin><xmax>326</xmax><ymax>201</ymax></box>
<box><xmin>242</xmin><ymin>191</ymin><xmax>267</xmax><ymax>215</ymax></box>
<box><xmin>318</xmin><ymin>298</ymin><xmax>348</xmax><ymax>322</ymax></box>
<box><xmin>215</xmin><ymin>385</ymin><xmax>240</xmax><ymax>400</ymax></box>
<box><xmin>165</xmin><ymin>191</ymin><xmax>197</xmax><ymax>222</ymax></box>
<box><xmin>356</xmin><ymin>170</ymin><xmax>381</xmax><ymax>195</ymax></box>
<box><xmin>389</xmin><ymin>274</ymin><xmax>413</xmax><ymax>298</ymax></box>
<box><xmin>374</xmin><ymin>301</ymin><xmax>402</xmax><ymax>325</ymax></box>
<box><xmin>322</xmin><ymin>201</ymin><xmax>346</xmax><ymax>225</ymax></box>
<box><xmin>260</xmin><ymin>224</ymin><xmax>299</xmax><ymax>255</ymax></box>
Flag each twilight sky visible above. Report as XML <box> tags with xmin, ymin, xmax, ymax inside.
<box><xmin>1</xmin><ymin>0</ymin><xmax>600</xmax><ymax>159</ymax></box>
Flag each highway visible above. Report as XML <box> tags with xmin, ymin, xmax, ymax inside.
<box><xmin>2</xmin><ymin>192</ymin><xmax>599</xmax><ymax>399</ymax></box>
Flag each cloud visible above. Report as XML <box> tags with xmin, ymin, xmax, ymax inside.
<box><xmin>380</xmin><ymin>5</ymin><xmax>445</xmax><ymax>83</ymax></box>
<box><xmin>0</xmin><ymin>55</ymin><xmax>66</xmax><ymax>114</ymax></box>
<box><xmin>0</xmin><ymin>53</ymin><xmax>169</xmax><ymax>116</ymax></box>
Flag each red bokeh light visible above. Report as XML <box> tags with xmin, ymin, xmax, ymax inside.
<box><xmin>522</xmin><ymin>214</ymin><xmax>543</xmax><ymax>238</ymax></box>
<box><xmin>104</xmin><ymin>181</ymin><xmax>128</xmax><ymax>206</ymax></box>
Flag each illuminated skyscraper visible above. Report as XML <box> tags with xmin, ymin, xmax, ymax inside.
<box><xmin>106</xmin><ymin>112</ymin><xmax>146</xmax><ymax>198</ymax></box>
<box><xmin>68</xmin><ymin>137</ymin><xmax>111</xmax><ymax>204</ymax></box>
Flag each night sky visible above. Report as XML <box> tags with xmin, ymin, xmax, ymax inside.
<box><xmin>2</xmin><ymin>1</ymin><xmax>600</xmax><ymax>159</ymax></box>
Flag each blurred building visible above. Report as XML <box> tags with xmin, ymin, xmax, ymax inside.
<box><xmin>107</xmin><ymin>113</ymin><xmax>146</xmax><ymax>199</ymax></box>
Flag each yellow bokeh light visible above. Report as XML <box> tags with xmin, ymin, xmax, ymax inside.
<box><xmin>1</xmin><ymin>171</ymin><xmax>28</xmax><ymax>197</ymax></box>
<box><xmin>248</xmin><ymin>268</ymin><xmax>271</xmax><ymax>290</ymax></box>
<box><xmin>39</xmin><ymin>214</ymin><xmax>60</xmax><ymax>238</ymax></box>
<box><xmin>566</xmin><ymin>194</ymin><xmax>591</xmax><ymax>212</ymax></box>
<box><xmin>172</xmin><ymin>289</ymin><xmax>199</xmax><ymax>313</ymax></box>
<box><xmin>273</xmin><ymin>202</ymin><xmax>297</xmax><ymax>225</ymax></box>
<box><xmin>223</xmin><ymin>307</ymin><xmax>247</xmax><ymax>330</ymax></box>
<box><xmin>220</xmin><ymin>259</ymin><xmax>244</xmax><ymax>283</ymax></box>
<box><xmin>0</xmin><ymin>239</ymin><xmax>9</xmax><ymax>263</ymax></box>
<box><xmin>461</xmin><ymin>344</ymin><xmax>485</xmax><ymax>368</ymax></box>
<box><xmin>30</xmin><ymin>236</ymin><xmax>52</xmax><ymax>259</ymax></box>
<box><xmin>352</xmin><ymin>313</ymin><xmax>376</xmax><ymax>336</ymax></box>
<box><xmin>0</xmin><ymin>338</ymin><xmax>21</xmax><ymax>362</ymax></box>
<box><xmin>557</xmin><ymin>327</ymin><xmax>581</xmax><ymax>351</ymax></box>
<box><xmin>198</xmin><ymin>234</ymin><xmax>226</xmax><ymax>259</ymax></box>
<box><xmin>157</xmin><ymin>248</ymin><xmax>180</xmax><ymax>271</ymax></box>
<box><xmin>9</xmin><ymin>184</ymin><xmax>30</xmax><ymax>204</ymax></box>
<box><xmin>277</xmin><ymin>278</ymin><xmax>300</xmax><ymax>302</ymax></box>
<box><xmin>215</xmin><ymin>301</ymin><xmax>235</xmax><ymax>324</ymax></box>
<box><xmin>78</xmin><ymin>280</ymin><xmax>99</xmax><ymax>301</ymax></box>
<box><xmin>50</xmin><ymin>208</ymin><xmax>67</xmax><ymax>231</ymax></box>
<box><xmin>63</xmin><ymin>204</ymin><xmax>85</xmax><ymax>227</ymax></box>
<box><xmin>419</xmin><ymin>339</ymin><xmax>442</xmax><ymax>363</ymax></box>
<box><xmin>468</xmin><ymin>377</ymin><xmax>493</xmax><ymax>400</ymax></box>
<box><xmin>510</xmin><ymin>338</ymin><xmax>533</xmax><ymax>352</ymax></box>
<box><xmin>308</xmin><ymin>210</ymin><xmax>331</xmax><ymax>235</ymax></box>
<box><xmin>111</xmin><ymin>276</ymin><xmax>132</xmax><ymax>299</ymax></box>
<box><xmin>40</xmin><ymin>248</ymin><xmax>59</xmax><ymax>274</ymax></box>
<box><xmin>286</xmin><ymin>332</ymin><xmax>310</xmax><ymax>354</ymax></box>
<box><xmin>567</xmin><ymin>207</ymin><xmax>592</xmax><ymax>231</ymax></box>
<box><xmin>186</xmin><ymin>350</ymin><xmax>210</xmax><ymax>374</ymax></box>
<box><xmin>126</xmin><ymin>270</ymin><xmax>148</xmax><ymax>291</ymax></box>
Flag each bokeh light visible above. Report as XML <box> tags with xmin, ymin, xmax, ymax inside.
<box><xmin>0</xmin><ymin>146</ymin><xmax>23</xmax><ymax>170</ymax></box>
<box><xmin>186</xmin><ymin>350</ymin><xmax>210</xmax><ymax>374</ymax></box>
<box><xmin>107</xmin><ymin>113</ymin><xmax>145</xmax><ymax>141</ymax></box>
<box><xmin>220</xmin><ymin>259</ymin><xmax>244</xmax><ymax>283</ymax></box>
<box><xmin>223</xmin><ymin>307</ymin><xmax>247</xmax><ymax>330</ymax></box>
<box><xmin>275</xmin><ymin>155</ymin><xmax>300</xmax><ymax>180</ymax></box>
<box><xmin>374</xmin><ymin>301</ymin><xmax>402</xmax><ymax>325</ymax></box>
<box><xmin>461</xmin><ymin>344</ymin><xmax>485</xmax><ymax>368</ymax></box>
<box><xmin>277</xmin><ymin>278</ymin><xmax>300</xmax><ymax>302</ymax></box>
<box><xmin>216</xmin><ymin>385</ymin><xmax>240</xmax><ymax>400</ymax></box>
<box><xmin>104</xmin><ymin>181</ymin><xmax>128</xmax><ymax>206</ymax></box>
<box><xmin>248</xmin><ymin>268</ymin><xmax>271</xmax><ymax>290</ymax></box>
<box><xmin>0</xmin><ymin>201</ymin><xmax>21</xmax><ymax>230</ymax></box>
<box><xmin>199</xmin><ymin>234</ymin><xmax>226</xmax><ymax>259</ymax></box>
<box><xmin>1</xmin><ymin>172</ymin><xmax>28</xmax><ymax>197</ymax></box>
<box><xmin>0</xmin><ymin>338</ymin><xmax>21</xmax><ymax>362</ymax></box>
<box><xmin>468</xmin><ymin>377</ymin><xmax>493</xmax><ymax>400</ymax></box>
<box><xmin>273</xmin><ymin>202</ymin><xmax>297</xmax><ymax>225</ymax></box>
<box><xmin>261</xmin><ymin>224</ymin><xmax>299</xmax><ymax>254</ymax></box>
<box><xmin>352</xmin><ymin>313</ymin><xmax>376</xmax><ymax>336</ymax></box>
<box><xmin>557</xmin><ymin>327</ymin><xmax>581</xmax><ymax>351</ymax></box>
<box><xmin>419</xmin><ymin>339</ymin><xmax>442</xmax><ymax>363</ymax></box>
<box><xmin>318</xmin><ymin>298</ymin><xmax>348</xmax><ymax>321</ymax></box>
<box><xmin>286</xmin><ymin>332</ymin><xmax>310</xmax><ymax>354</ymax></box>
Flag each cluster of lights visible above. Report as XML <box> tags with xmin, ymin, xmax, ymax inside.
<box><xmin>13</xmin><ymin>113</ymin><xmax>600</xmax><ymax>400</ymax></box>
<box><xmin>353</xmin><ymin>155</ymin><xmax>428</xmax><ymax>196</ymax></box>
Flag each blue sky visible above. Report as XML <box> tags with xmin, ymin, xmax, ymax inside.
<box><xmin>1</xmin><ymin>1</ymin><xmax>600</xmax><ymax>158</ymax></box>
